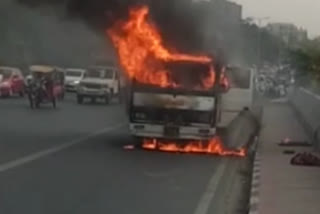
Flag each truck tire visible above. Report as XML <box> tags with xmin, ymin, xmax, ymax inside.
<box><xmin>77</xmin><ymin>95</ymin><xmax>83</xmax><ymax>104</ymax></box>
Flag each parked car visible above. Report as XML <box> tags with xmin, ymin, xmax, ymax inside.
<box><xmin>0</xmin><ymin>66</ymin><xmax>25</xmax><ymax>97</ymax></box>
<box><xmin>76</xmin><ymin>66</ymin><xmax>119</xmax><ymax>104</ymax></box>
<box><xmin>65</xmin><ymin>68</ymin><xmax>85</xmax><ymax>92</ymax></box>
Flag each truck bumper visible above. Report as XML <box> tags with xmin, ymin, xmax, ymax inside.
<box><xmin>129</xmin><ymin>123</ymin><xmax>216</xmax><ymax>140</ymax></box>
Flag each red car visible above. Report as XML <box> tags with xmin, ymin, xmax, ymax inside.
<box><xmin>0</xmin><ymin>67</ymin><xmax>25</xmax><ymax>97</ymax></box>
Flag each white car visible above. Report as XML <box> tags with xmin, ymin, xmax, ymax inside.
<box><xmin>65</xmin><ymin>68</ymin><xmax>85</xmax><ymax>92</ymax></box>
<box><xmin>76</xmin><ymin>66</ymin><xmax>119</xmax><ymax>104</ymax></box>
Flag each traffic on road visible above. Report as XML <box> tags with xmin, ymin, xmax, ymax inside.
<box><xmin>0</xmin><ymin>60</ymin><xmax>257</xmax><ymax>214</ymax></box>
<box><xmin>0</xmin><ymin>2</ymin><xmax>262</xmax><ymax>214</ymax></box>
<box><xmin>0</xmin><ymin>88</ymin><xmax>255</xmax><ymax>214</ymax></box>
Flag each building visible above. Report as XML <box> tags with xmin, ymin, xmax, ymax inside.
<box><xmin>266</xmin><ymin>23</ymin><xmax>308</xmax><ymax>47</ymax></box>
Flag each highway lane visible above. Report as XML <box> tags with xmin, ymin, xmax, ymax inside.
<box><xmin>0</xmin><ymin>94</ymin><xmax>126</xmax><ymax>164</ymax></box>
<box><xmin>0</xmin><ymin>93</ymin><xmax>250</xmax><ymax>214</ymax></box>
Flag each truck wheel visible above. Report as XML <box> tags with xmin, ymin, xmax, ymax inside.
<box><xmin>77</xmin><ymin>95</ymin><xmax>83</xmax><ymax>104</ymax></box>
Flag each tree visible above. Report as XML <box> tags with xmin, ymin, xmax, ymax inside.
<box><xmin>289</xmin><ymin>39</ymin><xmax>320</xmax><ymax>86</ymax></box>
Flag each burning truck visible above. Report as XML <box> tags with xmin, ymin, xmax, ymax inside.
<box><xmin>108</xmin><ymin>6</ymin><xmax>245</xmax><ymax>156</ymax></box>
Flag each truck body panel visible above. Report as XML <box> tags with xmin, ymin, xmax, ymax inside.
<box><xmin>218</xmin><ymin>67</ymin><xmax>254</xmax><ymax>127</ymax></box>
<box><xmin>128</xmin><ymin>85</ymin><xmax>218</xmax><ymax>141</ymax></box>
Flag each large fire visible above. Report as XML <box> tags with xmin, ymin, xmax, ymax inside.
<box><xmin>107</xmin><ymin>5</ymin><xmax>216</xmax><ymax>89</ymax></box>
<box><xmin>142</xmin><ymin>137</ymin><xmax>246</xmax><ymax>157</ymax></box>
<box><xmin>110</xmin><ymin>6</ymin><xmax>239</xmax><ymax>157</ymax></box>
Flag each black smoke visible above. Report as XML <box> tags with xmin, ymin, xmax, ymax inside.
<box><xmin>15</xmin><ymin>0</ymin><xmax>206</xmax><ymax>53</ymax></box>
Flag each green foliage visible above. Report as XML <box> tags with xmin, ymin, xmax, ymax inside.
<box><xmin>289</xmin><ymin>39</ymin><xmax>320</xmax><ymax>81</ymax></box>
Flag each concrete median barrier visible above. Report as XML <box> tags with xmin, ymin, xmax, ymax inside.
<box><xmin>223</xmin><ymin>108</ymin><xmax>261</xmax><ymax>151</ymax></box>
<box><xmin>289</xmin><ymin>87</ymin><xmax>320</xmax><ymax>150</ymax></box>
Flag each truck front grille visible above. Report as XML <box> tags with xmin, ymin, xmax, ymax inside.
<box><xmin>131</xmin><ymin>107</ymin><xmax>213</xmax><ymax>125</ymax></box>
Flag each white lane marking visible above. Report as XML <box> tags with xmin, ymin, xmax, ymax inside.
<box><xmin>193</xmin><ymin>159</ymin><xmax>227</xmax><ymax>214</ymax></box>
<box><xmin>0</xmin><ymin>123</ymin><xmax>125</xmax><ymax>173</ymax></box>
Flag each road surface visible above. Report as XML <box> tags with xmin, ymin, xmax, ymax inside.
<box><xmin>0</xmin><ymin>94</ymin><xmax>250</xmax><ymax>214</ymax></box>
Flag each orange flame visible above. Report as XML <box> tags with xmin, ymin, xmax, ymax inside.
<box><xmin>107</xmin><ymin>5</ymin><xmax>215</xmax><ymax>89</ymax></box>
<box><xmin>142</xmin><ymin>137</ymin><xmax>246</xmax><ymax>157</ymax></box>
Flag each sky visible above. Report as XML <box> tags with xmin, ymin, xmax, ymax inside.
<box><xmin>231</xmin><ymin>0</ymin><xmax>320</xmax><ymax>38</ymax></box>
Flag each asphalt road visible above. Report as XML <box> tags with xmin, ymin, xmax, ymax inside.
<box><xmin>0</xmin><ymin>93</ymin><xmax>251</xmax><ymax>214</ymax></box>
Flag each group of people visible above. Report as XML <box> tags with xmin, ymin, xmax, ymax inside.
<box><xmin>255</xmin><ymin>65</ymin><xmax>294</xmax><ymax>98</ymax></box>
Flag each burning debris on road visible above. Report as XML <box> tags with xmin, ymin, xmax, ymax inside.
<box><xmin>107</xmin><ymin>5</ymin><xmax>217</xmax><ymax>90</ymax></box>
<box><xmin>142</xmin><ymin>137</ymin><xmax>246</xmax><ymax>157</ymax></box>
<box><xmin>123</xmin><ymin>137</ymin><xmax>246</xmax><ymax>157</ymax></box>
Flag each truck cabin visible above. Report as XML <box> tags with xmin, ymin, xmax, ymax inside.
<box><xmin>129</xmin><ymin>62</ymin><xmax>220</xmax><ymax>127</ymax></box>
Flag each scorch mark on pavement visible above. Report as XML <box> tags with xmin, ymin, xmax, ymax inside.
<box><xmin>0</xmin><ymin>123</ymin><xmax>125</xmax><ymax>173</ymax></box>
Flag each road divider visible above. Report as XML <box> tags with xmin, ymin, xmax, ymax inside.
<box><xmin>289</xmin><ymin>87</ymin><xmax>320</xmax><ymax>150</ymax></box>
<box><xmin>225</xmin><ymin>108</ymin><xmax>261</xmax><ymax>151</ymax></box>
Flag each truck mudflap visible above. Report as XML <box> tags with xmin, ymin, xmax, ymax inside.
<box><xmin>129</xmin><ymin>123</ymin><xmax>216</xmax><ymax>140</ymax></box>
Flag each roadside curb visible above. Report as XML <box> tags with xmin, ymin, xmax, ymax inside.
<box><xmin>248</xmin><ymin>141</ymin><xmax>261</xmax><ymax>214</ymax></box>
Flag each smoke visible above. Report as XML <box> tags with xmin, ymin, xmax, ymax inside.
<box><xmin>15</xmin><ymin>0</ymin><xmax>207</xmax><ymax>52</ymax></box>
<box><xmin>10</xmin><ymin>0</ymin><xmax>238</xmax><ymax>71</ymax></box>
<box><xmin>0</xmin><ymin>0</ymin><xmax>122</xmax><ymax>68</ymax></box>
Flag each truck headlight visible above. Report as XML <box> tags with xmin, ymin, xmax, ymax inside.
<box><xmin>73</xmin><ymin>80</ymin><xmax>80</xmax><ymax>85</ymax></box>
